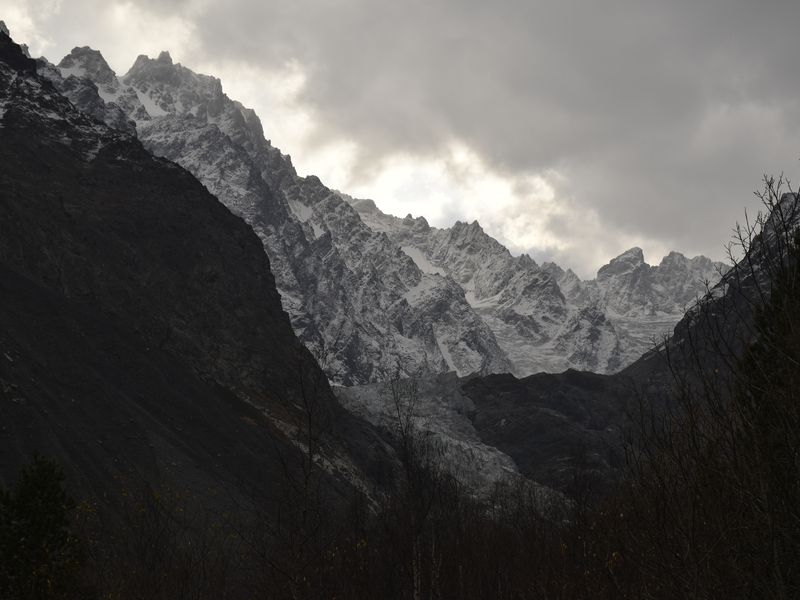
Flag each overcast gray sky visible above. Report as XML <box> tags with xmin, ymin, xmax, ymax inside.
<box><xmin>4</xmin><ymin>0</ymin><xmax>800</xmax><ymax>277</ymax></box>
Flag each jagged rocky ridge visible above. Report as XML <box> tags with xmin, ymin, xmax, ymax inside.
<box><xmin>0</xmin><ymin>25</ymin><xmax>542</xmax><ymax>508</ymax></box>
<box><xmin>0</xmin><ymin>23</ymin><xmax>558</xmax><ymax>511</ymax></box>
<box><xmin>354</xmin><ymin>199</ymin><xmax>726</xmax><ymax>374</ymax></box>
<box><xmin>40</xmin><ymin>44</ymin><xmax>723</xmax><ymax>384</ymax></box>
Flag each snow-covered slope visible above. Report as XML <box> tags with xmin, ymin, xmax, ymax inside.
<box><xmin>43</xmin><ymin>48</ymin><xmax>512</xmax><ymax>385</ymax></box>
<box><xmin>335</xmin><ymin>373</ymin><xmax>529</xmax><ymax>496</ymax></box>
<box><xmin>44</xmin><ymin>45</ymin><xmax>724</xmax><ymax>380</ymax></box>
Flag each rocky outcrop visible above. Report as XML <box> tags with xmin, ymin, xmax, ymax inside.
<box><xmin>461</xmin><ymin>371</ymin><xmax>633</xmax><ymax>493</ymax></box>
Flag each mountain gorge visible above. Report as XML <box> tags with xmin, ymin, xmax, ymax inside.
<box><xmin>3</xmin><ymin>19</ymin><xmax>798</xmax><ymax>597</ymax></box>
<box><xmin>39</xmin><ymin>44</ymin><xmax>724</xmax><ymax>385</ymax></box>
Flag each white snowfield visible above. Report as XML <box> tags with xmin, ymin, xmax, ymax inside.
<box><xmin>401</xmin><ymin>245</ymin><xmax>447</xmax><ymax>275</ymax></box>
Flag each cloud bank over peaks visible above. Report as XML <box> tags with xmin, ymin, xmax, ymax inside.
<box><xmin>6</xmin><ymin>0</ymin><xmax>799</xmax><ymax>276</ymax></box>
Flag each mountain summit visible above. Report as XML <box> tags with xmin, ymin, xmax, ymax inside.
<box><xmin>597</xmin><ymin>247</ymin><xmax>645</xmax><ymax>277</ymax></box>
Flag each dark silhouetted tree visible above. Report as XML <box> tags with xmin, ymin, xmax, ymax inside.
<box><xmin>0</xmin><ymin>455</ymin><xmax>83</xmax><ymax>599</ymax></box>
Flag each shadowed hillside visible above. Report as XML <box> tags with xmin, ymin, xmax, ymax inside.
<box><xmin>0</xmin><ymin>25</ymin><xmax>389</xmax><ymax>528</ymax></box>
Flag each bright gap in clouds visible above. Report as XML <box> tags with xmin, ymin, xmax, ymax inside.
<box><xmin>3</xmin><ymin>0</ymin><xmax>196</xmax><ymax>73</ymax></box>
<box><xmin>284</xmin><ymin>138</ymin><xmax>657</xmax><ymax>279</ymax></box>
<box><xmin>192</xmin><ymin>56</ymin><xmax>628</xmax><ymax>277</ymax></box>
<box><xmin>197</xmin><ymin>62</ymin><xmax>662</xmax><ymax>279</ymax></box>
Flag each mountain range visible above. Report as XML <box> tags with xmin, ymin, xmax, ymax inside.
<box><xmin>35</xmin><ymin>43</ymin><xmax>724</xmax><ymax>386</ymax></box>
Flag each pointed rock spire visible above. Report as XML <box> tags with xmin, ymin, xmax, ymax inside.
<box><xmin>597</xmin><ymin>247</ymin><xmax>646</xmax><ymax>278</ymax></box>
<box><xmin>0</xmin><ymin>23</ymin><xmax>36</xmax><ymax>74</ymax></box>
<box><xmin>58</xmin><ymin>47</ymin><xmax>116</xmax><ymax>85</ymax></box>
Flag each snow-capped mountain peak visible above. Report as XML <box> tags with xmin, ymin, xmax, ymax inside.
<box><xmin>597</xmin><ymin>246</ymin><xmax>645</xmax><ymax>278</ymax></box>
<box><xmin>58</xmin><ymin>46</ymin><xmax>116</xmax><ymax>85</ymax></box>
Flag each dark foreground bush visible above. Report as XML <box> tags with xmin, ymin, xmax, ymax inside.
<box><xmin>0</xmin><ymin>455</ymin><xmax>88</xmax><ymax>599</ymax></box>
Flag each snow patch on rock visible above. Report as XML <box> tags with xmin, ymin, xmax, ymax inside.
<box><xmin>401</xmin><ymin>245</ymin><xmax>446</xmax><ymax>275</ymax></box>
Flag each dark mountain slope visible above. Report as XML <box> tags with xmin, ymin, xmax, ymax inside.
<box><xmin>461</xmin><ymin>370</ymin><xmax>634</xmax><ymax>491</ymax></box>
<box><xmin>0</xmin><ymin>36</ymin><xmax>300</xmax><ymax>408</ymax></box>
<box><xmin>0</xmin><ymin>28</ymin><xmax>385</xmax><ymax>515</ymax></box>
<box><xmin>0</xmin><ymin>263</ymin><xmax>284</xmax><ymax>505</ymax></box>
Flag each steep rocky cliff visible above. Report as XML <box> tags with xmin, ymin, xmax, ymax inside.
<box><xmin>0</xmin><ymin>27</ymin><xmax>384</xmax><ymax>511</ymax></box>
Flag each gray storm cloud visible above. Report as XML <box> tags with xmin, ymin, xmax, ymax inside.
<box><xmin>168</xmin><ymin>0</ymin><xmax>800</xmax><ymax>262</ymax></box>
<box><xmin>9</xmin><ymin>0</ymin><xmax>800</xmax><ymax>272</ymax></box>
